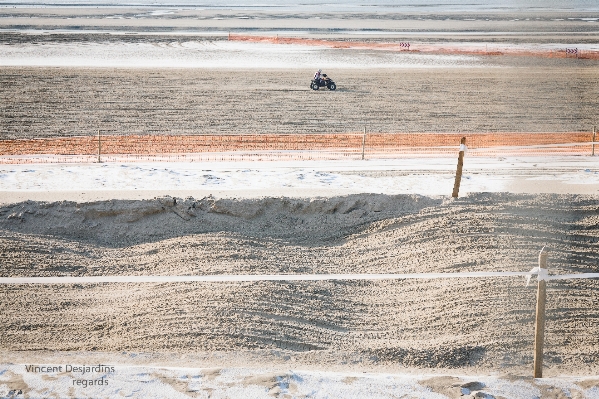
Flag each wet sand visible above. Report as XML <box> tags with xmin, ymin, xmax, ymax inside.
<box><xmin>2</xmin><ymin>65</ymin><xmax>599</xmax><ymax>140</ymax></box>
<box><xmin>1</xmin><ymin>7</ymin><xmax>599</xmax><ymax>44</ymax></box>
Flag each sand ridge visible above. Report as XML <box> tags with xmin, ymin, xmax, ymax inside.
<box><xmin>1</xmin><ymin>193</ymin><xmax>598</xmax><ymax>375</ymax></box>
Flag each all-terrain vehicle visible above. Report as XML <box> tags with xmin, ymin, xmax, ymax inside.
<box><xmin>310</xmin><ymin>74</ymin><xmax>336</xmax><ymax>91</ymax></box>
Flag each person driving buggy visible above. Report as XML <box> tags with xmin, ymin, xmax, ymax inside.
<box><xmin>313</xmin><ymin>69</ymin><xmax>322</xmax><ymax>84</ymax></box>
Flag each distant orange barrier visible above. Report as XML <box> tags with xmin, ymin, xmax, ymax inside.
<box><xmin>228</xmin><ymin>34</ymin><xmax>599</xmax><ymax>60</ymax></box>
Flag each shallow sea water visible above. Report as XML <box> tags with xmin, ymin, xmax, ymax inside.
<box><xmin>3</xmin><ymin>0</ymin><xmax>599</xmax><ymax>12</ymax></box>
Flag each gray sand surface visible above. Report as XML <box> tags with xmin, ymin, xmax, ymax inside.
<box><xmin>2</xmin><ymin>65</ymin><xmax>598</xmax><ymax>139</ymax></box>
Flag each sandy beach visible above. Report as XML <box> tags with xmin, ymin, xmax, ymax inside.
<box><xmin>2</xmin><ymin>65</ymin><xmax>599</xmax><ymax>140</ymax></box>
<box><xmin>2</xmin><ymin>193</ymin><xmax>599</xmax><ymax>370</ymax></box>
<box><xmin>1</xmin><ymin>2</ymin><xmax>599</xmax><ymax>398</ymax></box>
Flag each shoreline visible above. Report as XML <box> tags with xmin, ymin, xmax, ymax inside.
<box><xmin>1</xmin><ymin>7</ymin><xmax>598</xmax><ymax>44</ymax></box>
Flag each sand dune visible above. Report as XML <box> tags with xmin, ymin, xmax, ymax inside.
<box><xmin>1</xmin><ymin>193</ymin><xmax>598</xmax><ymax>376</ymax></box>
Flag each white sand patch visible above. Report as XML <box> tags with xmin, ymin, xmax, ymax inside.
<box><xmin>1</xmin><ymin>363</ymin><xmax>598</xmax><ymax>399</ymax></box>
<box><xmin>0</xmin><ymin>40</ymin><xmax>482</xmax><ymax>68</ymax></box>
<box><xmin>1</xmin><ymin>156</ymin><xmax>598</xmax><ymax>204</ymax></box>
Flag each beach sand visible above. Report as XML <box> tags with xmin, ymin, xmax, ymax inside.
<box><xmin>1</xmin><ymin>193</ymin><xmax>599</xmax><ymax>376</ymax></box>
<box><xmin>1</xmin><ymin>4</ymin><xmax>599</xmax><ymax>398</ymax></box>
<box><xmin>2</xmin><ymin>65</ymin><xmax>599</xmax><ymax>140</ymax></box>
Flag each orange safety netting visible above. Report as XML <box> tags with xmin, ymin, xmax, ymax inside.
<box><xmin>228</xmin><ymin>34</ymin><xmax>599</xmax><ymax>60</ymax></box>
<box><xmin>0</xmin><ymin>132</ymin><xmax>595</xmax><ymax>164</ymax></box>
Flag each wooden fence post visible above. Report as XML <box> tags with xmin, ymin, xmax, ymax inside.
<box><xmin>362</xmin><ymin>127</ymin><xmax>366</xmax><ymax>160</ymax></box>
<box><xmin>533</xmin><ymin>248</ymin><xmax>548</xmax><ymax>378</ymax></box>
<box><xmin>452</xmin><ymin>137</ymin><xmax>466</xmax><ymax>198</ymax></box>
<box><xmin>97</xmin><ymin>130</ymin><xmax>102</xmax><ymax>163</ymax></box>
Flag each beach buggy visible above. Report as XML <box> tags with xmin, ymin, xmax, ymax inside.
<box><xmin>310</xmin><ymin>69</ymin><xmax>336</xmax><ymax>91</ymax></box>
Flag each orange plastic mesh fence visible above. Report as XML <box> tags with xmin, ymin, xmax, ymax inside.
<box><xmin>0</xmin><ymin>132</ymin><xmax>595</xmax><ymax>164</ymax></box>
<box><xmin>228</xmin><ymin>34</ymin><xmax>599</xmax><ymax>60</ymax></box>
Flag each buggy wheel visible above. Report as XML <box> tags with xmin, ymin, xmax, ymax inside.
<box><xmin>311</xmin><ymin>83</ymin><xmax>319</xmax><ymax>90</ymax></box>
<box><xmin>328</xmin><ymin>83</ymin><xmax>336</xmax><ymax>91</ymax></box>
